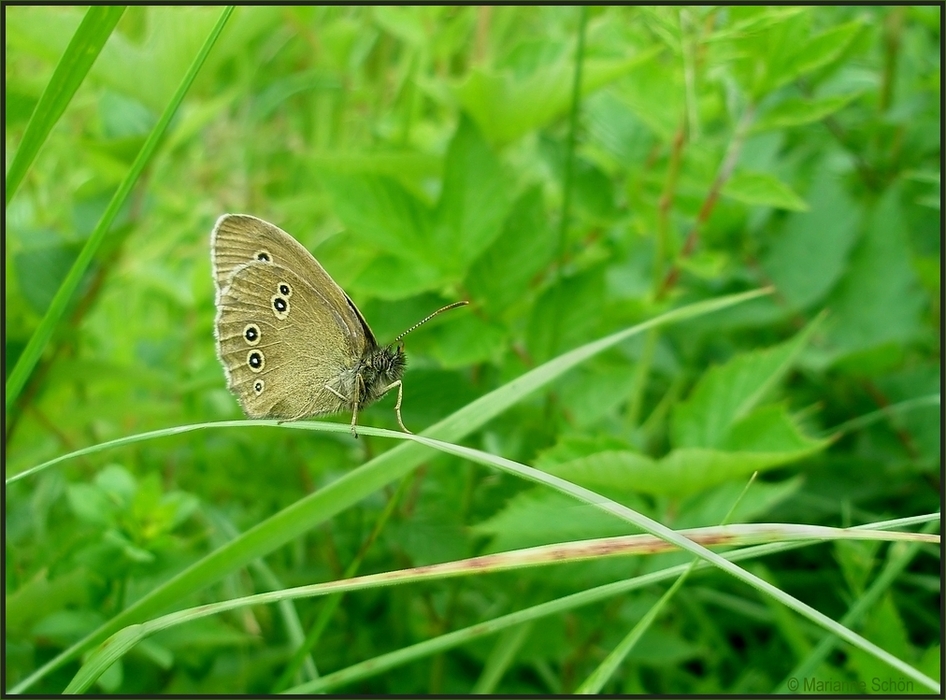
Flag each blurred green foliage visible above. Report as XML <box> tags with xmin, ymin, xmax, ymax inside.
<box><xmin>5</xmin><ymin>5</ymin><xmax>940</xmax><ymax>694</ymax></box>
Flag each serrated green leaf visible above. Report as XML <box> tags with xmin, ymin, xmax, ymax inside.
<box><xmin>656</xmin><ymin>445</ymin><xmax>824</xmax><ymax>497</ymax></box>
<box><xmin>723</xmin><ymin>404</ymin><xmax>825</xmax><ymax>453</ymax></box>
<box><xmin>558</xmin><ymin>362</ymin><xmax>640</xmax><ymax>428</ymax></box>
<box><xmin>676</xmin><ymin>477</ymin><xmax>805</xmax><ymax>529</ymax></box>
<box><xmin>526</xmin><ymin>268</ymin><xmax>607</xmax><ymax>363</ymax></box>
<box><xmin>723</xmin><ymin>171</ymin><xmax>808</xmax><ymax>211</ymax></box>
<box><xmin>545</xmin><ymin>440</ymin><xmax>824</xmax><ymax>499</ymax></box>
<box><xmin>425</xmin><ymin>312</ymin><xmax>506</xmax><ymax>366</ymax></box>
<box><xmin>671</xmin><ymin>322</ymin><xmax>818</xmax><ymax>449</ymax></box>
<box><xmin>471</xmin><ymin>489</ymin><xmax>631</xmax><ymax>552</ymax></box>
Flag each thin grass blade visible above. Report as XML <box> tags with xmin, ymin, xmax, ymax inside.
<box><xmin>4</xmin><ymin>6</ymin><xmax>234</xmax><ymax>414</ymax></box>
<box><xmin>5</xmin><ymin>6</ymin><xmax>126</xmax><ymax>205</ymax></box>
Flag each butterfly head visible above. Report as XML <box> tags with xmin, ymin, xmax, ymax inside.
<box><xmin>360</xmin><ymin>344</ymin><xmax>406</xmax><ymax>404</ymax></box>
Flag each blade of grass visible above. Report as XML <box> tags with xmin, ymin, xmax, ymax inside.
<box><xmin>205</xmin><ymin>508</ymin><xmax>319</xmax><ymax>684</ymax></box>
<box><xmin>10</xmin><ymin>288</ymin><xmax>770</xmax><ymax>692</ymax></box>
<box><xmin>288</xmin><ymin>514</ymin><xmax>939</xmax><ymax>693</ymax></box>
<box><xmin>62</xmin><ymin>539</ymin><xmax>770</xmax><ymax>694</ymax></box>
<box><xmin>271</xmin><ymin>471</ymin><xmax>414</xmax><ymax>692</ymax></box>
<box><xmin>576</xmin><ymin>475</ymin><xmax>760</xmax><ymax>693</ymax></box>
<box><xmin>4</xmin><ymin>6</ymin><xmax>234</xmax><ymax>415</ymax></box>
<box><xmin>5</xmin><ymin>6</ymin><xmax>126</xmax><ymax>205</ymax></box>
<box><xmin>61</xmin><ymin>512</ymin><xmax>939</xmax><ymax>693</ymax></box>
<box><xmin>471</xmin><ymin>622</ymin><xmax>534</xmax><ymax>694</ymax></box>
<box><xmin>405</xmin><ymin>437</ymin><xmax>940</xmax><ymax>694</ymax></box>
<box><xmin>548</xmin><ymin>5</ymin><xmax>588</xmax><ymax>357</ymax></box>
<box><xmin>774</xmin><ymin>519</ymin><xmax>942</xmax><ymax>692</ymax></box>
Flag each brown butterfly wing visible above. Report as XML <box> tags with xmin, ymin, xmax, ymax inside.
<box><xmin>211</xmin><ymin>213</ymin><xmax>378</xmax><ymax>348</ymax></box>
<box><xmin>214</xmin><ymin>260</ymin><xmax>365</xmax><ymax>420</ymax></box>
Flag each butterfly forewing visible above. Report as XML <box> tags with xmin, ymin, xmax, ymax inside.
<box><xmin>211</xmin><ymin>214</ymin><xmax>376</xmax><ymax>342</ymax></box>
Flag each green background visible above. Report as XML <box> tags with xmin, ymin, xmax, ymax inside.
<box><xmin>5</xmin><ymin>6</ymin><xmax>940</xmax><ymax>694</ymax></box>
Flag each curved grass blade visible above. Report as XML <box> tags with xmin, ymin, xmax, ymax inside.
<box><xmin>11</xmin><ymin>288</ymin><xmax>768</xmax><ymax>692</ymax></box>
<box><xmin>576</xmin><ymin>473</ymin><xmax>759</xmax><ymax>693</ymax></box>
<box><xmin>4</xmin><ymin>6</ymin><xmax>234</xmax><ymax>415</ymax></box>
<box><xmin>287</xmin><ymin>514</ymin><xmax>940</xmax><ymax>693</ymax></box>
<box><xmin>64</xmin><ymin>516</ymin><xmax>939</xmax><ymax>693</ymax></box>
<box><xmin>774</xmin><ymin>519</ymin><xmax>942</xmax><ymax>692</ymax></box>
<box><xmin>5</xmin><ymin>6</ymin><xmax>126</xmax><ymax>205</ymax></box>
<box><xmin>405</xmin><ymin>438</ymin><xmax>940</xmax><ymax>694</ymax></box>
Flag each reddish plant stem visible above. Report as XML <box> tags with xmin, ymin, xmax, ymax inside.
<box><xmin>657</xmin><ymin>104</ymin><xmax>755</xmax><ymax>299</ymax></box>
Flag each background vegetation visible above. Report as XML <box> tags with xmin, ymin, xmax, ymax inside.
<box><xmin>5</xmin><ymin>6</ymin><xmax>940</xmax><ymax>694</ymax></box>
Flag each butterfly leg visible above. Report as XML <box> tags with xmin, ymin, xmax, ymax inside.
<box><xmin>381</xmin><ymin>380</ymin><xmax>411</xmax><ymax>434</ymax></box>
<box><xmin>325</xmin><ymin>384</ymin><xmax>360</xmax><ymax>438</ymax></box>
<box><xmin>349</xmin><ymin>398</ymin><xmax>362</xmax><ymax>438</ymax></box>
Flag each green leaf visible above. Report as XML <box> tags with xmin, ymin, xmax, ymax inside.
<box><xmin>14</xmin><ymin>240</ymin><xmax>84</xmax><ymax>315</ymax></box>
<box><xmin>793</xmin><ymin>21</ymin><xmax>864</xmax><ymax>82</ymax></box>
<box><xmin>456</xmin><ymin>53</ymin><xmax>657</xmax><ymax>146</ymax></box>
<box><xmin>350</xmin><ymin>254</ymin><xmax>445</xmax><ymax>300</ymax></box>
<box><xmin>320</xmin><ymin>171</ymin><xmax>433</xmax><ymax>262</ymax></box>
<box><xmin>733</xmin><ymin>9</ymin><xmax>810</xmax><ymax>97</ymax></box>
<box><xmin>471</xmin><ymin>490</ymin><xmax>632</xmax><ymax>552</ymax></box>
<box><xmin>653</xmin><ymin>444</ymin><xmax>823</xmax><ymax>495</ymax></box>
<box><xmin>822</xmin><ymin>185</ymin><xmax>926</xmax><ymax>362</ymax></box>
<box><xmin>760</xmin><ymin>159</ymin><xmax>861</xmax><ymax>310</ymax></box>
<box><xmin>5</xmin><ymin>6</ymin><xmax>126</xmax><ymax>205</ymax></box>
<box><xmin>615</xmin><ymin>57</ymin><xmax>686</xmax><ymax>141</ymax></box>
<box><xmin>425</xmin><ymin>313</ymin><xmax>507</xmax><ymax>367</ymax></box>
<box><xmin>722</xmin><ymin>404</ymin><xmax>824</xmax><ymax>453</ymax></box>
<box><xmin>723</xmin><ymin>171</ymin><xmax>808</xmax><ymax>211</ymax></box>
<box><xmin>558</xmin><ymin>362</ymin><xmax>641</xmax><ymax>429</ymax></box>
<box><xmin>6</xmin><ymin>568</ymin><xmax>90</xmax><ymax>638</ymax></box>
<box><xmin>466</xmin><ymin>185</ymin><xmax>556</xmax><ymax>315</ymax></box>
<box><xmin>545</xmin><ymin>439</ymin><xmax>825</xmax><ymax>499</ymax></box>
<box><xmin>847</xmin><ymin>594</ymin><xmax>915</xmax><ymax>689</ymax></box>
<box><xmin>753</xmin><ymin>93</ymin><xmax>862</xmax><ymax>132</ymax></box>
<box><xmin>677</xmin><ymin>477</ymin><xmax>805</xmax><ymax>529</ymax></box>
<box><xmin>671</xmin><ymin>322</ymin><xmax>818</xmax><ymax>449</ymax></box>
<box><xmin>67</xmin><ymin>484</ymin><xmax>116</xmax><ymax>526</ymax></box>
<box><xmin>526</xmin><ymin>268</ymin><xmax>607</xmax><ymax>363</ymax></box>
<box><xmin>431</xmin><ymin>116</ymin><xmax>511</xmax><ymax>271</ymax></box>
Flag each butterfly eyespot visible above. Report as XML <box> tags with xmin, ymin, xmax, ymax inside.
<box><xmin>255</xmin><ymin>249</ymin><xmax>272</xmax><ymax>262</ymax></box>
<box><xmin>247</xmin><ymin>350</ymin><xmax>265</xmax><ymax>372</ymax></box>
<box><xmin>278</xmin><ymin>282</ymin><xmax>292</xmax><ymax>297</ymax></box>
<box><xmin>253</xmin><ymin>379</ymin><xmax>264</xmax><ymax>395</ymax></box>
<box><xmin>243</xmin><ymin>323</ymin><xmax>261</xmax><ymax>345</ymax></box>
<box><xmin>272</xmin><ymin>295</ymin><xmax>290</xmax><ymax>320</ymax></box>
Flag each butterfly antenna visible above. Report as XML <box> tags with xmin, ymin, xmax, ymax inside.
<box><xmin>394</xmin><ymin>301</ymin><xmax>468</xmax><ymax>344</ymax></box>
